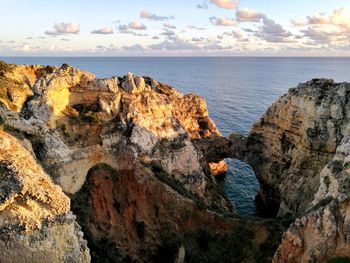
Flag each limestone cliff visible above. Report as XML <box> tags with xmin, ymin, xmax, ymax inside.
<box><xmin>191</xmin><ymin>78</ymin><xmax>350</xmax><ymax>262</ymax></box>
<box><xmin>245</xmin><ymin>79</ymin><xmax>350</xmax><ymax>217</ymax></box>
<box><xmin>273</xmin><ymin>136</ymin><xmax>350</xmax><ymax>262</ymax></box>
<box><xmin>5</xmin><ymin>61</ymin><xmax>350</xmax><ymax>263</ymax></box>
<box><xmin>2</xmin><ymin>62</ymin><xmax>274</xmax><ymax>262</ymax></box>
<box><xmin>0</xmin><ymin>131</ymin><xmax>90</xmax><ymax>263</ymax></box>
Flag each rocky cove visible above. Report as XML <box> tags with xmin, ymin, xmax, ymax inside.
<box><xmin>0</xmin><ymin>60</ymin><xmax>349</xmax><ymax>263</ymax></box>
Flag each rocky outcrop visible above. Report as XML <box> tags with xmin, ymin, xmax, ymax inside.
<box><xmin>191</xmin><ymin>79</ymin><xmax>350</xmax><ymax>261</ymax></box>
<box><xmin>0</xmin><ymin>131</ymin><xmax>90</xmax><ymax>263</ymax></box>
<box><xmin>4</xmin><ymin>61</ymin><xmax>350</xmax><ymax>263</ymax></box>
<box><xmin>273</xmin><ymin>136</ymin><xmax>350</xmax><ymax>262</ymax></box>
<box><xmin>245</xmin><ymin>79</ymin><xmax>350</xmax><ymax>217</ymax></box>
<box><xmin>0</xmin><ymin>62</ymin><xmax>245</xmax><ymax>262</ymax></box>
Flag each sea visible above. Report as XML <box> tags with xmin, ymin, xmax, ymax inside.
<box><xmin>2</xmin><ymin>56</ymin><xmax>350</xmax><ymax>216</ymax></box>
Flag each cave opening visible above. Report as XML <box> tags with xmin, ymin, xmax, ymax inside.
<box><xmin>217</xmin><ymin>159</ymin><xmax>260</xmax><ymax>216</ymax></box>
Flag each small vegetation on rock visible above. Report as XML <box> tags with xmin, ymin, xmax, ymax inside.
<box><xmin>328</xmin><ymin>257</ymin><xmax>350</xmax><ymax>263</ymax></box>
<box><xmin>0</xmin><ymin>60</ymin><xmax>12</xmax><ymax>74</ymax></box>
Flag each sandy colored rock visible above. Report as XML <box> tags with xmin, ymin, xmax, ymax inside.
<box><xmin>0</xmin><ymin>131</ymin><xmax>90</xmax><ymax>263</ymax></box>
<box><xmin>245</xmin><ymin>79</ymin><xmax>350</xmax><ymax>217</ymax></box>
<box><xmin>273</xmin><ymin>137</ymin><xmax>350</xmax><ymax>262</ymax></box>
<box><xmin>0</xmin><ymin>62</ymin><xmax>237</xmax><ymax>262</ymax></box>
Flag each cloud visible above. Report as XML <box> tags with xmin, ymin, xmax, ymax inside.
<box><xmin>197</xmin><ymin>1</ymin><xmax>208</xmax><ymax>9</ymax></box>
<box><xmin>188</xmin><ymin>25</ymin><xmax>206</xmax><ymax>30</ymax></box>
<box><xmin>45</xmin><ymin>22</ymin><xmax>80</xmax><ymax>36</ymax></box>
<box><xmin>160</xmin><ymin>29</ymin><xmax>176</xmax><ymax>38</ymax></box>
<box><xmin>210</xmin><ymin>17</ymin><xmax>235</xmax><ymax>26</ymax></box>
<box><xmin>95</xmin><ymin>44</ymin><xmax>118</xmax><ymax>52</ymax></box>
<box><xmin>203</xmin><ymin>42</ymin><xmax>233</xmax><ymax>50</ymax></box>
<box><xmin>292</xmin><ymin>7</ymin><xmax>350</xmax><ymax>45</ymax></box>
<box><xmin>259</xmin><ymin>17</ymin><xmax>293</xmax><ymax>43</ymax></box>
<box><xmin>129</xmin><ymin>21</ymin><xmax>147</xmax><ymax>30</ymax></box>
<box><xmin>149</xmin><ymin>36</ymin><xmax>200</xmax><ymax>50</ymax></box>
<box><xmin>140</xmin><ymin>11</ymin><xmax>174</xmax><ymax>21</ymax></box>
<box><xmin>224</xmin><ymin>30</ymin><xmax>245</xmax><ymax>40</ymax></box>
<box><xmin>301</xmin><ymin>26</ymin><xmax>347</xmax><ymax>44</ymax></box>
<box><xmin>291</xmin><ymin>19</ymin><xmax>307</xmax><ymax>27</ymax></box>
<box><xmin>164</xmin><ymin>23</ymin><xmax>176</xmax><ymax>29</ymax></box>
<box><xmin>91</xmin><ymin>27</ymin><xmax>114</xmax><ymax>34</ymax></box>
<box><xmin>236</xmin><ymin>8</ymin><xmax>264</xmax><ymax>22</ymax></box>
<box><xmin>292</xmin><ymin>7</ymin><xmax>350</xmax><ymax>27</ymax></box>
<box><xmin>122</xmin><ymin>44</ymin><xmax>145</xmax><ymax>51</ymax></box>
<box><xmin>191</xmin><ymin>37</ymin><xmax>205</xmax><ymax>43</ymax></box>
<box><xmin>210</xmin><ymin>0</ymin><xmax>238</xmax><ymax>10</ymax></box>
<box><xmin>118</xmin><ymin>21</ymin><xmax>147</xmax><ymax>33</ymax></box>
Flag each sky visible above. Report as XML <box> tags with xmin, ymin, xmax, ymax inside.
<box><xmin>0</xmin><ymin>0</ymin><xmax>350</xmax><ymax>56</ymax></box>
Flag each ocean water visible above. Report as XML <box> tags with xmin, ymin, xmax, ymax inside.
<box><xmin>2</xmin><ymin>57</ymin><xmax>350</xmax><ymax>215</ymax></box>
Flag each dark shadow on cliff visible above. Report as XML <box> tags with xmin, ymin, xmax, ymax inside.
<box><xmin>71</xmin><ymin>163</ymin><xmax>284</xmax><ymax>263</ymax></box>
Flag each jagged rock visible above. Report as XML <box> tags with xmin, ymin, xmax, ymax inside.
<box><xmin>121</xmin><ymin>72</ymin><xmax>146</xmax><ymax>93</ymax></box>
<box><xmin>0</xmin><ymin>131</ymin><xmax>90</xmax><ymax>263</ymax></box>
<box><xmin>245</xmin><ymin>79</ymin><xmax>350</xmax><ymax>217</ymax></box>
<box><xmin>273</xmin><ymin>136</ymin><xmax>350</xmax><ymax>262</ymax></box>
<box><xmin>0</xmin><ymin>63</ymin><xmax>240</xmax><ymax>262</ymax></box>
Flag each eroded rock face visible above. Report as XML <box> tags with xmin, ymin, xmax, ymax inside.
<box><xmin>0</xmin><ymin>63</ymin><xmax>227</xmax><ymax>199</ymax></box>
<box><xmin>245</xmin><ymin>79</ymin><xmax>350</xmax><ymax>217</ymax></box>
<box><xmin>0</xmin><ymin>131</ymin><xmax>90</xmax><ymax>263</ymax></box>
<box><xmin>273</xmin><ymin>136</ymin><xmax>350</xmax><ymax>262</ymax></box>
<box><xmin>0</xmin><ymin>62</ymin><xmax>238</xmax><ymax>262</ymax></box>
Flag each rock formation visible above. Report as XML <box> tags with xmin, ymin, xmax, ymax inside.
<box><xmin>2</xmin><ymin>60</ymin><xmax>349</xmax><ymax>263</ymax></box>
<box><xmin>191</xmin><ymin>78</ymin><xmax>350</xmax><ymax>262</ymax></box>
<box><xmin>273</xmin><ymin>136</ymin><xmax>350</xmax><ymax>262</ymax></box>
<box><xmin>0</xmin><ymin>131</ymin><xmax>90</xmax><ymax>263</ymax></box>
<box><xmin>245</xmin><ymin>79</ymin><xmax>350</xmax><ymax>217</ymax></box>
<box><xmin>0</xmin><ymin>62</ymin><xmax>284</xmax><ymax>263</ymax></box>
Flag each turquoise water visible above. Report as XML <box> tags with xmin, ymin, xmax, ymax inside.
<box><xmin>2</xmin><ymin>57</ymin><xmax>350</xmax><ymax>215</ymax></box>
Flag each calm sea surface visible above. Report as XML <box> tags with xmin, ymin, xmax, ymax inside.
<box><xmin>2</xmin><ymin>57</ymin><xmax>350</xmax><ymax>215</ymax></box>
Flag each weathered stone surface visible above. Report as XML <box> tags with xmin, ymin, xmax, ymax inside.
<box><xmin>0</xmin><ymin>62</ymin><xmax>243</xmax><ymax>262</ymax></box>
<box><xmin>0</xmin><ymin>131</ymin><xmax>90</xmax><ymax>263</ymax></box>
<box><xmin>0</xmin><ymin>64</ymin><xmax>228</xmax><ymax>201</ymax></box>
<box><xmin>245</xmin><ymin>79</ymin><xmax>350</xmax><ymax>217</ymax></box>
<box><xmin>273</xmin><ymin>136</ymin><xmax>350</xmax><ymax>262</ymax></box>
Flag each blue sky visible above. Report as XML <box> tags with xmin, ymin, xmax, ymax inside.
<box><xmin>0</xmin><ymin>0</ymin><xmax>349</xmax><ymax>56</ymax></box>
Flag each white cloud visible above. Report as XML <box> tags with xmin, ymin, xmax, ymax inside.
<box><xmin>210</xmin><ymin>17</ymin><xmax>235</xmax><ymax>26</ymax></box>
<box><xmin>236</xmin><ymin>8</ymin><xmax>264</xmax><ymax>22</ymax></box>
<box><xmin>45</xmin><ymin>22</ymin><xmax>80</xmax><ymax>36</ymax></box>
<box><xmin>129</xmin><ymin>21</ymin><xmax>147</xmax><ymax>30</ymax></box>
<box><xmin>140</xmin><ymin>11</ymin><xmax>174</xmax><ymax>21</ymax></box>
<box><xmin>91</xmin><ymin>27</ymin><xmax>114</xmax><ymax>34</ymax></box>
<box><xmin>210</xmin><ymin>0</ymin><xmax>239</xmax><ymax>10</ymax></box>
<box><xmin>292</xmin><ymin>7</ymin><xmax>350</xmax><ymax>45</ymax></box>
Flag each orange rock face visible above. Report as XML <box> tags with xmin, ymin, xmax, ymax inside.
<box><xmin>209</xmin><ymin>160</ymin><xmax>228</xmax><ymax>177</ymax></box>
<box><xmin>0</xmin><ymin>131</ymin><xmax>90</xmax><ymax>263</ymax></box>
<box><xmin>0</xmin><ymin>62</ymin><xmax>237</xmax><ymax>262</ymax></box>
